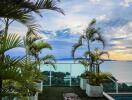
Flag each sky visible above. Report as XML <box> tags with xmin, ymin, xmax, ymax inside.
<box><xmin>4</xmin><ymin>0</ymin><xmax>132</xmax><ymax>60</ymax></box>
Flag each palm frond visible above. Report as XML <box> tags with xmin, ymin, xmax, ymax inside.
<box><xmin>71</xmin><ymin>35</ymin><xmax>84</xmax><ymax>58</ymax></box>
<box><xmin>0</xmin><ymin>0</ymin><xmax>64</xmax><ymax>33</ymax></box>
<box><xmin>71</xmin><ymin>43</ymin><xmax>82</xmax><ymax>59</ymax></box>
<box><xmin>41</xmin><ymin>54</ymin><xmax>56</xmax><ymax>62</ymax></box>
<box><xmin>24</xmin><ymin>29</ymin><xmax>42</xmax><ymax>47</ymax></box>
<box><xmin>79</xmin><ymin>60</ymin><xmax>90</xmax><ymax>67</ymax></box>
<box><xmin>94</xmin><ymin>31</ymin><xmax>106</xmax><ymax>48</ymax></box>
<box><xmin>30</xmin><ymin>41</ymin><xmax>52</xmax><ymax>52</ymax></box>
<box><xmin>85</xmin><ymin>19</ymin><xmax>106</xmax><ymax>49</ymax></box>
<box><xmin>34</xmin><ymin>0</ymin><xmax>65</xmax><ymax>15</ymax></box>
<box><xmin>89</xmin><ymin>19</ymin><xmax>96</xmax><ymax>26</ymax></box>
<box><xmin>44</xmin><ymin>61</ymin><xmax>56</xmax><ymax>69</ymax></box>
<box><xmin>16</xmin><ymin>14</ymin><xmax>40</xmax><ymax>32</ymax></box>
<box><xmin>0</xmin><ymin>55</ymin><xmax>27</xmax><ymax>81</ymax></box>
<box><xmin>99</xmin><ymin>51</ymin><xmax>109</xmax><ymax>58</ymax></box>
<box><xmin>89</xmin><ymin>72</ymin><xmax>112</xmax><ymax>85</ymax></box>
<box><xmin>83</xmin><ymin>51</ymin><xmax>93</xmax><ymax>58</ymax></box>
<box><xmin>0</xmin><ymin>33</ymin><xmax>22</xmax><ymax>54</ymax></box>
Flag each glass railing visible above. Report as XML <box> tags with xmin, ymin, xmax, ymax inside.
<box><xmin>40</xmin><ymin>63</ymin><xmax>132</xmax><ymax>93</ymax></box>
<box><xmin>102</xmin><ymin>77</ymin><xmax>117</xmax><ymax>93</ymax></box>
<box><xmin>103</xmin><ymin>78</ymin><xmax>132</xmax><ymax>93</ymax></box>
<box><xmin>118</xmin><ymin>82</ymin><xmax>132</xmax><ymax>93</ymax></box>
<box><xmin>40</xmin><ymin>63</ymin><xmax>85</xmax><ymax>86</ymax></box>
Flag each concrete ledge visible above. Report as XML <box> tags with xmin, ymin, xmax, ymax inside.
<box><xmin>103</xmin><ymin>92</ymin><xmax>115</xmax><ymax>100</ymax></box>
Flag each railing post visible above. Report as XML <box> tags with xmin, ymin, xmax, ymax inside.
<box><xmin>49</xmin><ymin>66</ymin><xmax>52</xmax><ymax>86</ymax></box>
<box><xmin>70</xmin><ymin>64</ymin><xmax>72</xmax><ymax>87</ymax></box>
<box><xmin>116</xmin><ymin>81</ymin><xmax>118</xmax><ymax>93</ymax></box>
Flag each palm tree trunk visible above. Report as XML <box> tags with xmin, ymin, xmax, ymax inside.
<box><xmin>87</xmin><ymin>40</ymin><xmax>90</xmax><ymax>52</ymax></box>
<box><xmin>4</xmin><ymin>18</ymin><xmax>9</xmax><ymax>38</ymax></box>
<box><xmin>37</xmin><ymin>58</ymin><xmax>41</xmax><ymax>71</ymax></box>
<box><xmin>87</xmin><ymin>40</ymin><xmax>92</xmax><ymax>72</ymax></box>
<box><xmin>96</xmin><ymin>64</ymin><xmax>99</xmax><ymax>75</ymax></box>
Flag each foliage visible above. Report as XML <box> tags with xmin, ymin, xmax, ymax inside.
<box><xmin>72</xmin><ymin>19</ymin><xmax>105</xmax><ymax>59</ymax></box>
<box><xmin>80</xmin><ymin>71</ymin><xmax>91</xmax><ymax>79</ymax></box>
<box><xmin>0</xmin><ymin>0</ymin><xmax>63</xmax><ymax>98</ymax></box>
<box><xmin>71</xmin><ymin>19</ymin><xmax>112</xmax><ymax>86</ymax></box>
<box><xmin>89</xmin><ymin>72</ymin><xmax>112</xmax><ymax>86</ymax></box>
<box><xmin>84</xmin><ymin>48</ymin><xmax>109</xmax><ymax>73</ymax></box>
<box><xmin>72</xmin><ymin>19</ymin><xmax>106</xmax><ymax>75</ymax></box>
<box><xmin>0</xmin><ymin>0</ymin><xmax>64</xmax><ymax>31</ymax></box>
<box><xmin>24</xmin><ymin>30</ymin><xmax>56</xmax><ymax>70</ymax></box>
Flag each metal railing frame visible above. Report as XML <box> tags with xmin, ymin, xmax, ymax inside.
<box><xmin>43</xmin><ymin>63</ymin><xmax>82</xmax><ymax>87</ymax></box>
<box><xmin>43</xmin><ymin>63</ymin><xmax>132</xmax><ymax>93</ymax></box>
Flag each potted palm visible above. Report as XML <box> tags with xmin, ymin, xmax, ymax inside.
<box><xmin>29</xmin><ymin>41</ymin><xmax>56</xmax><ymax>92</ymax></box>
<box><xmin>85</xmin><ymin>48</ymin><xmax>112</xmax><ymax>97</ymax></box>
<box><xmin>80</xmin><ymin>71</ymin><xmax>90</xmax><ymax>90</ymax></box>
<box><xmin>71</xmin><ymin>19</ymin><xmax>105</xmax><ymax>90</ymax></box>
<box><xmin>86</xmin><ymin>72</ymin><xmax>111</xmax><ymax>97</ymax></box>
<box><xmin>78</xmin><ymin>58</ymin><xmax>90</xmax><ymax>90</ymax></box>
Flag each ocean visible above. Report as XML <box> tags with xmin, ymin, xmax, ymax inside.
<box><xmin>40</xmin><ymin>60</ymin><xmax>132</xmax><ymax>83</ymax></box>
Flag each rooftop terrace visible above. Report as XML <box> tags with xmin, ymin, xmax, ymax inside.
<box><xmin>38</xmin><ymin>87</ymin><xmax>107</xmax><ymax>100</ymax></box>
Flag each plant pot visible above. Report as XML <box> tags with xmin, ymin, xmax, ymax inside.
<box><xmin>80</xmin><ymin>77</ymin><xmax>88</xmax><ymax>90</ymax></box>
<box><xmin>29</xmin><ymin>92</ymin><xmax>38</xmax><ymax>100</ymax></box>
<box><xmin>86</xmin><ymin>83</ymin><xmax>103</xmax><ymax>97</ymax></box>
<box><xmin>35</xmin><ymin>80</ymin><xmax>43</xmax><ymax>92</ymax></box>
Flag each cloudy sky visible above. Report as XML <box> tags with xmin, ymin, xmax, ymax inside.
<box><xmin>6</xmin><ymin>0</ymin><xmax>132</xmax><ymax>60</ymax></box>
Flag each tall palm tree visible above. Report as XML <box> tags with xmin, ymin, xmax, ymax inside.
<box><xmin>72</xmin><ymin>19</ymin><xmax>105</xmax><ymax>71</ymax></box>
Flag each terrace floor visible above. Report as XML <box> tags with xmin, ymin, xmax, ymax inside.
<box><xmin>38</xmin><ymin>87</ymin><xmax>107</xmax><ymax>100</ymax></box>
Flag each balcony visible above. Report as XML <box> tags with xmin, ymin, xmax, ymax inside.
<box><xmin>38</xmin><ymin>63</ymin><xmax>132</xmax><ymax>100</ymax></box>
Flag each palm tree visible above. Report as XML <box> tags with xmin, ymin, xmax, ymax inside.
<box><xmin>0</xmin><ymin>1</ymin><xmax>63</xmax><ymax>98</ymax></box>
<box><xmin>29</xmin><ymin>40</ymin><xmax>56</xmax><ymax>70</ymax></box>
<box><xmin>72</xmin><ymin>19</ymin><xmax>105</xmax><ymax>71</ymax></box>
<box><xmin>0</xmin><ymin>31</ymin><xmax>23</xmax><ymax>99</ymax></box>
<box><xmin>84</xmin><ymin>48</ymin><xmax>109</xmax><ymax>73</ymax></box>
<box><xmin>1</xmin><ymin>58</ymin><xmax>43</xmax><ymax>99</ymax></box>
<box><xmin>84</xmin><ymin>49</ymin><xmax>111</xmax><ymax>88</ymax></box>
<box><xmin>0</xmin><ymin>32</ymin><xmax>46</xmax><ymax>99</ymax></box>
<box><xmin>90</xmin><ymin>48</ymin><xmax>109</xmax><ymax>74</ymax></box>
<box><xmin>23</xmin><ymin>30</ymin><xmax>56</xmax><ymax>70</ymax></box>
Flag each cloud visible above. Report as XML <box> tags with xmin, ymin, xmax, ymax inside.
<box><xmin>109</xmin><ymin>21</ymin><xmax>132</xmax><ymax>43</ymax></box>
<box><xmin>120</xmin><ymin>0</ymin><xmax>132</xmax><ymax>7</ymax></box>
<box><xmin>96</xmin><ymin>15</ymin><xmax>109</xmax><ymax>21</ymax></box>
<box><xmin>89</xmin><ymin>0</ymin><xmax>105</xmax><ymax>4</ymax></box>
<box><xmin>2</xmin><ymin>0</ymin><xmax>132</xmax><ymax>60</ymax></box>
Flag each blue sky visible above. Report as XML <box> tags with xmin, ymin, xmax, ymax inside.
<box><xmin>4</xmin><ymin>0</ymin><xmax>132</xmax><ymax>60</ymax></box>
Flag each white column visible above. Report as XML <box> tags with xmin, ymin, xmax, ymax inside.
<box><xmin>49</xmin><ymin>66</ymin><xmax>52</xmax><ymax>86</ymax></box>
<box><xmin>116</xmin><ymin>82</ymin><xmax>118</xmax><ymax>93</ymax></box>
<box><xmin>70</xmin><ymin>64</ymin><xmax>72</xmax><ymax>87</ymax></box>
